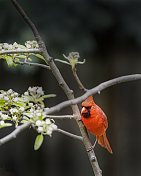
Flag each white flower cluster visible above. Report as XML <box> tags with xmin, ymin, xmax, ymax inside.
<box><xmin>24</xmin><ymin>87</ymin><xmax>44</xmax><ymax>96</ymax></box>
<box><xmin>0</xmin><ymin>112</ymin><xmax>12</xmax><ymax>127</ymax></box>
<box><xmin>0</xmin><ymin>42</ymin><xmax>23</xmax><ymax>51</ymax></box>
<box><xmin>0</xmin><ymin>40</ymin><xmax>39</xmax><ymax>51</ymax></box>
<box><xmin>0</xmin><ymin>89</ymin><xmax>25</xmax><ymax>123</ymax></box>
<box><xmin>35</xmin><ymin>118</ymin><xmax>57</xmax><ymax>135</ymax></box>
<box><xmin>0</xmin><ymin>112</ymin><xmax>8</xmax><ymax>126</ymax></box>
<box><xmin>25</xmin><ymin>41</ymin><xmax>39</xmax><ymax>49</ymax></box>
<box><xmin>0</xmin><ymin>89</ymin><xmax>19</xmax><ymax>104</ymax></box>
<box><xmin>24</xmin><ymin>106</ymin><xmax>57</xmax><ymax>136</ymax></box>
<box><xmin>0</xmin><ymin>87</ymin><xmax>57</xmax><ymax>136</ymax></box>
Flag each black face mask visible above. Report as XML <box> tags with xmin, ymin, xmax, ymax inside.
<box><xmin>81</xmin><ymin>106</ymin><xmax>91</xmax><ymax>118</ymax></box>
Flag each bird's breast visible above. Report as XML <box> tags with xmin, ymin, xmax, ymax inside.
<box><xmin>81</xmin><ymin>105</ymin><xmax>107</xmax><ymax>136</ymax></box>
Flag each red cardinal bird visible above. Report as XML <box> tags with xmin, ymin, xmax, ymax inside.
<box><xmin>81</xmin><ymin>96</ymin><xmax>113</xmax><ymax>154</ymax></box>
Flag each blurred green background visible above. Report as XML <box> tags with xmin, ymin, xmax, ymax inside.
<box><xmin>0</xmin><ymin>0</ymin><xmax>141</xmax><ymax>176</ymax></box>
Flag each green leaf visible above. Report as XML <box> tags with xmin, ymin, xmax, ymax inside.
<box><xmin>34</xmin><ymin>134</ymin><xmax>44</xmax><ymax>150</ymax></box>
<box><xmin>0</xmin><ymin>123</ymin><xmax>12</xmax><ymax>129</ymax></box>
<box><xmin>34</xmin><ymin>54</ymin><xmax>46</xmax><ymax>62</ymax></box>
<box><xmin>13</xmin><ymin>101</ymin><xmax>26</xmax><ymax>107</ymax></box>
<box><xmin>42</xmin><ymin>94</ymin><xmax>56</xmax><ymax>99</ymax></box>
<box><xmin>17</xmin><ymin>55</ymin><xmax>27</xmax><ymax>59</ymax></box>
<box><xmin>55</xmin><ymin>59</ymin><xmax>70</xmax><ymax>65</ymax></box>
<box><xmin>6</xmin><ymin>56</ymin><xmax>13</xmax><ymax>67</ymax></box>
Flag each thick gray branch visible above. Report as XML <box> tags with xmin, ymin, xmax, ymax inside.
<box><xmin>0</xmin><ymin>122</ymin><xmax>30</xmax><ymax>146</ymax></box>
<box><xmin>46</xmin><ymin>74</ymin><xmax>141</xmax><ymax>114</ymax></box>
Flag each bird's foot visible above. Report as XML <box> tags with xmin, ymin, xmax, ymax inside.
<box><xmin>87</xmin><ymin>145</ymin><xmax>94</xmax><ymax>152</ymax></box>
<box><xmin>87</xmin><ymin>139</ymin><xmax>97</xmax><ymax>152</ymax></box>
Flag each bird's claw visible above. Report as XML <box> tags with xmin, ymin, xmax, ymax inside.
<box><xmin>87</xmin><ymin>146</ymin><xmax>94</xmax><ymax>152</ymax></box>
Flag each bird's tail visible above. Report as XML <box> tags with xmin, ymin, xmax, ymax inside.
<box><xmin>97</xmin><ymin>133</ymin><xmax>113</xmax><ymax>154</ymax></box>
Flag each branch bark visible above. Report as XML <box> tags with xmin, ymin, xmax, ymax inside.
<box><xmin>45</xmin><ymin>74</ymin><xmax>141</xmax><ymax>114</ymax></box>
<box><xmin>45</xmin><ymin>114</ymin><xmax>76</xmax><ymax>119</ymax></box>
<box><xmin>0</xmin><ymin>122</ymin><xmax>30</xmax><ymax>146</ymax></box>
<box><xmin>72</xmin><ymin>68</ymin><xmax>87</xmax><ymax>91</ymax></box>
<box><xmin>13</xmin><ymin>60</ymin><xmax>50</xmax><ymax>70</ymax></box>
<box><xmin>56</xmin><ymin>128</ymin><xmax>83</xmax><ymax>141</ymax></box>
<box><xmin>0</xmin><ymin>49</ymin><xmax>40</xmax><ymax>55</ymax></box>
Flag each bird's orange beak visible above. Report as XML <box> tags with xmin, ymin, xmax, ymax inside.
<box><xmin>81</xmin><ymin>107</ymin><xmax>88</xmax><ymax>114</ymax></box>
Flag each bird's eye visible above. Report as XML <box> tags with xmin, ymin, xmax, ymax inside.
<box><xmin>85</xmin><ymin>106</ymin><xmax>91</xmax><ymax>110</ymax></box>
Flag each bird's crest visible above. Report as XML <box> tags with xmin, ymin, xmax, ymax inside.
<box><xmin>82</xmin><ymin>96</ymin><xmax>95</xmax><ymax>107</ymax></box>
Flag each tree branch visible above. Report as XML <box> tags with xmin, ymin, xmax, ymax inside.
<box><xmin>13</xmin><ymin>60</ymin><xmax>50</xmax><ymax>70</ymax></box>
<box><xmin>0</xmin><ymin>122</ymin><xmax>31</xmax><ymax>146</ymax></box>
<box><xmin>45</xmin><ymin>114</ymin><xmax>76</xmax><ymax>119</ymax></box>
<box><xmin>0</xmin><ymin>49</ymin><xmax>40</xmax><ymax>55</ymax></box>
<box><xmin>11</xmin><ymin>0</ymin><xmax>51</xmax><ymax>59</ymax></box>
<box><xmin>56</xmin><ymin>128</ymin><xmax>83</xmax><ymax>141</ymax></box>
<box><xmin>46</xmin><ymin>74</ymin><xmax>141</xmax><ymax>114</ymax></box>
<box><xmin>72</xmin><ymin>68</ymin><xmax>87</xmax><ymax>92</ymax></box>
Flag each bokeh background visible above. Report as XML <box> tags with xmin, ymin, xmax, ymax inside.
<box><xmin>0</xmin><ymin>0</ymin><xmax>141</xmax><ymax>176</ymax></box>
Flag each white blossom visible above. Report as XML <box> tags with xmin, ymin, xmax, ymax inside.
<box><xmin>7</xmin><ymin>89</ymin><xmax>13</xmax><ymax>94</ymax></box>
<box><xmin>45</xmin><ymin>119</ymin><xmax>51</xmax><ymax>125</ymax></box>
<box><xmin>14</xmin><ymin>92</ymin><xmax>18</xmax><ymax>96</ymax></box>
<box><xmin>36</xmin><ymin>120</ymin><xmax>42</xmax><ymax>126</ymax></box>
<box><xmin>36</xmin><ymin>112</ymin><xmax>41</xmax><ymax>117</ymax></box>
<box><xmin>37</xmin><ymin>87</ymin><xmax>44</xmax><ymax>95</ymax></box>
<box><xmin>0</xmin><ymin>94</ymin><xmax>3</xmax><ymax>98</ymax></box>
<box><xmin>0</xmin><ymin>121</ymin><xmax>5</xmax><ymax>126</ymax></box>
<box><xmin>13</xmin><ymin>116</ymin><xmax>17</xmax><ymax>120</ymax></box>
<box><xmin>38</xmin><ymin>126</ymin><xmax>43</xmax><ymax>132</ymax></box>
<box><xmin>19</xmin><ymin>107</ymin><xmax>25</xmax><ymax>111</ymax></box>
<box><xmin>1</xmin><ymin>114</ymin><xmax>8</xmax><ymax>120</ymax></box>
<box><xmin>3</xmin><ymin>43</ymin><xmax>9</xmax><ymax>49</ymax></box>
<box><xmin>10</xmin><ymin>108</ymin><xmax>18</xmax><ymax>114</ymax></box>
<box><xmin>11</xmin><ymin>93</ymin><xmax>15</xmax><ymax>97</ymax></box>
<box><xmin>28</xmin><ymin>103</ymin><xmax>33</xmax><ymax>107</ymax></box>
<box><xmin>28</xmin><ymin>87</ymin><xmax>36</xmax><ymax>93</ymax></box>
<box><xmin>13</xmin><ymin>97</ymin><xmax>18</xmax><ymax>102</ymax></box>
<box><xmin>13</xmin><ymin>42</ymin><xmax>18</xmax><ymax>48</ymax></box>
<box><xmin>4</xmin><ymin>96</ymin><xmax>9</xmax><ymax>101</ymax></box>
<box><xmin>24</xmin><ymin>91</ymin><xmax>29</xmax><ymax>96</ymax></box>
<box><xmin>46</xmin><ymin>129</ymin><xmax>52</xmax><ymax>135</ymax></box>
<box><xmin>30</xmin><ymin>108</ymin><xmax>34</xmax><ymax>112</ymax></box>
<box><xmin>50</xmin><ymin>124</ymin><xmax>57</xmax><ymax>130</ymax></box>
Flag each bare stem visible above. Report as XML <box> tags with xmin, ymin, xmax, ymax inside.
<box><xmin>46</xmin><ymin>74</ymin><xmax>141</xmax><ymax>114</ymax></box>
<box><xmin>0</xmin><ymin>49</ymin><xmax>40</xmax><ymax>55</ymax></box>
<box><xmin>72</xmin><ymin>68</ymin><xmax>87</xmax><ymax>92</ymax></box>
<box><xmin>56</xmin><ymin>129</ymin><xmax>83</xmax><ymax>141</ymax></box>
<box><xmin>11</xmin><ymin>0</ymin><xmax>50</xmax><ymax>59</ymax></box>
<box><xmin>13</xmin><ymin>60</ymin><xmax>50</xmax><ymax>70</ymax></box>
<box><xmin>0</xmin><ymin>122</ymin><xmax>31</xmax><ymax>146</ymax></box>
<box><xmin>45</xmin><ymin>114</ymin><xmax>76</xmax><ymax>119</ymax></box>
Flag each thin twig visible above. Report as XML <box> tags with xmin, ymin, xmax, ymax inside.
<box><xmin>45</xmin><ymin>114</ymin><xmax>76</xmax><ymax>119</ymax></box>
<box><xmin>56</xmin><ymin>129</ymin><xmax>83</xmax><ymax>141</ymax></box>
<box><xmin>11</xmin><ymin>0</ymin><xmax>50</xmax><ymax>59</ymax></box>
<box><xmin>72</xmin><ymin>68</ymin><xmax>87</xmax><ymax>92</ymax></box>
<box><xmin>0</xmin><ymin>49</ymin><xmax>40</xmax><ymax>55</ymax></box>
<box><xmin>0</xmin><ymin>122</ymin><xmax>31</xmax><ymax>146</ymax></box>
<box><xmin>46</xmin><ymin>74</ymin><xmax>141</xmax><ymax>114</ymax></box>
<box><xmin>11</xmin><ymin>0</ymin><xmax>41</xmax><ymax>44</ymax></box>
<box><xmin>13</xmin><ymin>60</ymin><xmax>50</xmax><ymax>70</ymax></box>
